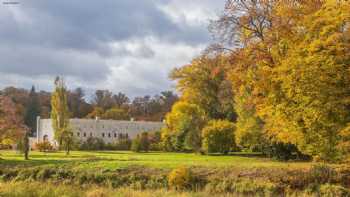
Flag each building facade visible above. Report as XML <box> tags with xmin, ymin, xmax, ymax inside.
<box><xmin>36</xmin><ymin>117</ymin><xmax>164</xmax><ymax>146</ymax></box>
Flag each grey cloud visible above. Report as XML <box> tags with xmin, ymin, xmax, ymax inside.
<box><xmin>0</xmin><ymin>0</ymin><xmax>226</xmax><ymax>96</ymax></box>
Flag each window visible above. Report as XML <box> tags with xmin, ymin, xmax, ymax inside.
<box><xmin>102</xmin><ymin>133</ymin><xmax>105</xmax><ymax>137</ymax></box>
<box><xmin>83</xmin><ymin>132</ymin><xmax>86</xmax><ymax>137</ymax></box>
<box><xmin>118</xmin><ymin>133</ymin><xmax>123</xmax><ymax>139</ymax></box>
<box><xmin>90</xmin><ymin>133</ymin><xmax>93</xmax><ymax>137</ymax></box>
<box><xmin>77</xmin><ymin>132</ymin><xmax>80</xmax><ymax>137</ymax></box>
<box><xmin>108</xmin><ymin>133</ymin><xmax>111</xmax><ymax>138</ymax></box>
<box><xmin>114</xmin><ymin>133</ymin><xmax>117</xmax><ymax>138</ymax></box>
<box><xmin>125</xmin><ymin>133</ymin><xmax>129</xmax><ymax>139</ymax></box>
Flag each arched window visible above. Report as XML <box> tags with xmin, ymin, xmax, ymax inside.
<box><xmin>108</xmin><ymin>133</ymin><xmax>111</xmax><ymax>138</ymax></box>
<box><xmin>77</xmin><ymin>132</ymin><xmax>80</xmax><ymax>137</ymax></box>
<box><xmin>83</xmin><ymin>132</ymin><xmax>86</xmax><ymax>137</ymax></box>
<box><xmin>102</xmin><ymin>133</ymin><xmax>105</xmax><ymax>137</ymax></box>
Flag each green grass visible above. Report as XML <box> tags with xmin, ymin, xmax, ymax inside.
<box><xmin>0</xmin><ymin>150</ymin><xmax>312</xmax><ymax>170</ymax></box>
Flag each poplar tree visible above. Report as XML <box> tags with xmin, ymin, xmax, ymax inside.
<box><xmin>24</xmin><ymin>86</ymin><xmax>40</xmax><ymax>135</ymax></box>
<box><xmin>51</xmin><ymin>77</ymin><xmax>72</xmax><ymax>155</ymax></box>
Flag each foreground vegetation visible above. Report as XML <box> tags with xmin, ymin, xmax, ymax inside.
<box><xmin>0</xmin><ymin>151</ymin><xmax>349</xmax><ymax>196</ymax></box>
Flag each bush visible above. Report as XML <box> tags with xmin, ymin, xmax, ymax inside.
<box><xmin>79</xmin><ymin>137</ymin><xmax>105</xmax><ymax>150</ymax></box>
<box><xmin>114</xmin><ymin>138</ymin><xmax>132</xmax><ymax>150</ymax></box>
<box><xmin>86</xmin><ymin>188</ymin><xmax>110</xmax><ymax>197</ymax></box>
<box><xmin>309</xmin><ymin>164</ymin><xmax>337</xmax><ymax>185</ymax></box>
<box><xmin>201</xmin><ymin>120</ymin><xmax>235</xmax><ymax>154</ymax></box>
<box><xmin>319</xmin><ymin>184</ymin><xmax>350</xmax><ymax>197</ymax></box>
<box><xmin>131</xmin><ymin>137</ymin><xmax>141</xmax><ymax>152</ymax></box>
<box><xmin>168</xmin><ymin>167</ymin><xmax>193</xmax><ymax>190</ymax></box>
<box><xmin>34</xmin><ymin>141</ymin><xmax>54</xmax><ymax>152</ymax></box>
<box><xmin>263</xmin><ymin>142</ymin><xmax>311</xmax><ymax>161</ymax></box>
<box><xmin>131</xmin><ymin>132</ymin><xmax>150</xmax><ymax>152</ymax></box>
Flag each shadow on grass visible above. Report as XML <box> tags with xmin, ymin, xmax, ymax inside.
<box><xmin>0</xmin><ymin>159</ymin><xmax>72</xmax><ymax>167</ymax></box>
<box><xmin>206</xmin><ymin>152</ymin><xmax>265</xmax><ymax>158</ymax></box>
<box><xmin>93</xmin><ymin>151</ymin><xmax>162</xmax><ymax>156</ymax></box>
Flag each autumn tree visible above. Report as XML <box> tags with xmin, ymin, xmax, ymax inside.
<box><xmin>171</xmin><ymin>55</ymin><xmax>236</xmax><ymax>121</ymax></box>
<box><xmin>102</xmin><ymin>107</ymin><xmax>129</xmax><ymax>120</ymax></box>
<box><xmin>202</xmin><ymin>119</ymin><xmax>236</xmax><ymax>154</ymax></box>
<box><xmin>67</xmin><ymin>88</ymin><xmax>93</xmax><ymax>118</ymax></box>
<box><xmin>0</xmin><ymin>96</ymin><xmax>27</xmax><ymax>157</ymax></box>
<box><xmin>24</xmin><ymin>86</ymin><xmax>40</xmax><ymax>136</ymax></box>
<box><xmin>211</xmin><ymin>0</ymin><xmax>350</xmax><ymax>161</ymax></box>
<box><xmin>51</xmin><ymin>77</ymin><xmax>73</xmax><ymax>155</ymax></box>
<box><xmin>163</xmin><ymin>101</ymin><xmax>207</xmax><ymax>152</ymax></box>
<box><xmin>93</xmin><ymin>90</ymin><xmax>115</xmax><ymax>111</ymax></box>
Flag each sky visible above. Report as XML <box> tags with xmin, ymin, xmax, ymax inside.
<box><xmin>0</xmin><ymin>0</ymin><xmax>226</xmax><ymax>98</ymax></box>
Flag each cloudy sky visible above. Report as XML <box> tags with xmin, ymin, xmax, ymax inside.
<box><xmin>0</xmin><ymin>0</ymin><xmax>225</xmax><ymax>98</ymax></box>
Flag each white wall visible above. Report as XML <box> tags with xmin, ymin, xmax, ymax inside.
<box><xmin>37</xmin><ymin>118</ymin><xmax>164</xmax><ymax>145</ymax></box>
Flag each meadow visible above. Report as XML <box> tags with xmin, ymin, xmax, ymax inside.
<box><xmin>0</xmin><ymin>150</ymin><xmax>311</xmax><ymax>170</ymax></box>
<box><xmin>0</xmin><ymin>150</ymin><xmax>349</xmax><ymax>197</ymax></box>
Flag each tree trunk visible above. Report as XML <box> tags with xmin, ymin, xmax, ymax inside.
<box><xmin>24</xmin><ymin>132</ymin><xmax>30</xmax><ymax>160</ymax></box>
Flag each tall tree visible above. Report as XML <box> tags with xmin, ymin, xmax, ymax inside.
<box><xmin>93</xmin><ymin>90</ymin><xmax>114</xmax><ymax>110</ymax></box>
<box><xmin>0</xmin><ymin>96</ymin><xmax>27</xmax><ymax>154</ymax></box>
<box><xmin>113</xmin><ymin>92</ymin><xmax>130</xmax><ymax>108</ymax></box>
<box><xmin>24</xmin><ymin>86</ymin><xmax>40</xmax><ymax>136</ymax></box>
<box><xmin>171</xmin><ymin>55</ymin><xmax>236</xmax><ymax>121</ymax></box>
<box><xmin>51</xmin><ymin>77</ymin><xmax>72</xmax><ymax>155</ymax></box>
<box><xmin>212</xmin><ymin>0</ymin><xmax>350</xmax><ymax>161</ymax></box>
<box><xmin>164</xmin><ymin>101</ymin><xmax>207</xmax><ymax>152</ymax></box>
<box><xmin>68</xmin><ymin>88</ymin><xmax>92</xmax><ymax>118</ymax></box>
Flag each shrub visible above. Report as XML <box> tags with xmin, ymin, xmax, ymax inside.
<box><xmin>140</xmin><ymin>132</ymin><xmax>150</xmax><ymax>152</ymax></box>
<box><xmin>131</xmin><ymin>136</ymin><xmax>141</xmax><ymax>152</ymax></box>
<box><xmin>309</xmin><ymin>164</ymin><xmax>337</xmax><ymax>185</ymax></box>
<box><xmin>131</xmin><ymin>132</ymin><xmax>150</xmax><ymax>152</ymax></box>
<box><xmin>86</xmin><ymin>188</ymin><xmax>110</xmax><ymax>197</ymax></box>
<box><xmin>79</xmin><ymin>137</ymin><xmax>105</xmax><ymax>150</ymax></box>
<box><xmin>262</xmin><ymin>142</ymin><xmax>311</xmax><ymax>161</ymax></box>
<box><xmin>201</xmin><ymin>120</ymin><xmax>235</xmax><ymax>154</ymax></box>
<box><xmin>34</xmin><ymin>141</ymin><xmax>54</xmax><ymax>152</ymax></box>
<box><xmin>319</xmin><ymin>184</ymin><xmax>350</xmax><ymax>197</ymax></box>
<box><xmin>168</xmin><ymin>166</ymin><xmax>193</xmax><ymax>190</ymax></box>
<box><xmin>114</xmin><ymin>138</ymin><xmax>132</xmax><ymax>150</ymax></box>
<box><xmin>204</xmin><ymin>178</ymin><xmax>280</xmax><ymax>195</ymax></box>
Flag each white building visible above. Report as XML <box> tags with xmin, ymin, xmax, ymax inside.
<box><xmin>36</xmin><ymin>117</ymin><xmax>164</xmax><ymax>146</ymax></box>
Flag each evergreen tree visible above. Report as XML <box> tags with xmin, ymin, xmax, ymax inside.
<box><xmin>24</xmin><ymin>86</ymin><xmax>40</xmax><ymax>136</ymax></box>
<box><xmin>51</xmin><ymin>77</ymin><xmax>72</xmax><ymax>155</ymax></box>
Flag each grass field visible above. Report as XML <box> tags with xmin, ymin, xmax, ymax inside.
<box><xmin>0</xmin><ymin>150</ymin><xmax>312</xmax><ymax>170</ymax></box>
<box><xmin>0</xmin><ymin>150</ymin><xmax>349</xmax><ymax>197</ymax></box>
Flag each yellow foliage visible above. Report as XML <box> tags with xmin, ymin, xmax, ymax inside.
<box><xmin>168</xmin><ymin>166</ymin><xmax>193</xmax><ymax>190</ymax></box>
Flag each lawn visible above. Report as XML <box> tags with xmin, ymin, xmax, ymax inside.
<box><xmin>0</xmin><ymin>150</ymin><xmax>311</xmax><ymax>170</ymax></box>
<box><xmin>0</xmin><ymin>150</ymin><xmax>348</xmax><ymax>197</ymax></box>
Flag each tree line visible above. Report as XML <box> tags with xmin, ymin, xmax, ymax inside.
<box><xmin>161</xmin><ymin>0</ymin><xmax>350</xmax><ymax>162</ymax></box>
<box><xmin>0</xmin><ymin>85</ymin><xmax>177</xmax><ymax>134</ymax></box>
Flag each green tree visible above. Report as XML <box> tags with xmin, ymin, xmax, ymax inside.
<box><xmin>23</xmin><ymin>132</ymin><xmax>30</xmax><ymax>160</ymax></box>
<box><xmin>202</xmin><ymin>120</ymin><xmax>235</xmax><ymax>154</ymax></box>
<box><xmin>24</xmin><ymin>86</ymin><xmax>40</xmax><ymax>136</ymax></box>
<box><xmin>51</xmin><ymin>77</ymin><xmax>73</xmax><ymax>155</ymax></box>
<box><xmin>139</xmin><ymin>132</ymin><xmax>150</xmax><ymax>152</ymax></box>
<box><xmin>163</xmin><ymin>101</ymin><xmax>207</xmax><ymax>152</ymax></box>
<box><xmin>102</xmin><ymin>107</ymin><xmax>129</xmax><ymax>120</ymax></box>
<box><xmin>131</xmin><ymin>135</ymin><xmax>141</xmax><ymax>152</ymax></box>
